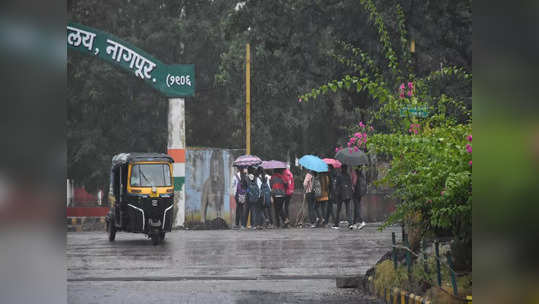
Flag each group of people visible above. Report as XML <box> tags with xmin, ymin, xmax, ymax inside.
<box><xmin>232</xmin><ymin>166</ymin><xmax>294</xmax><ymax>229</ymax></box>
<box><xmin>303</xmin><ymin>164</ymin><xmax>367</xmax><ymax>229</ymax></box>
<box><xmin>231</xmin><ymin>163</ymin><xmax>367</xmax><ymax>230</ymax></box>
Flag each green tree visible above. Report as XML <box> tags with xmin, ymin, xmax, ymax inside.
<box><xmin>67</xmin><ymin>0</ymin><xmax>236</xmax><ymax>191</ymax></box>
<box><xmin>300</xmin><ymin>0</ymin><xmax>472</xmax><ymax>264</ymax></box>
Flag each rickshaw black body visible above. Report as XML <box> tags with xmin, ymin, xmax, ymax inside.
<box><xmin>106</xmin><ymin>153</ymin><xmax>174</xmax><ymax>245</ymax></box>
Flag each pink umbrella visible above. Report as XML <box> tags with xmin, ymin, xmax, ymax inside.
<box><xmin>233</xmin><ymin>154</ymin><xmax>262</xmax><ymax>167</ymax></box>
<box><xmin>261</xmin><ymin>160</ymin><xmax>287</xmax><ymax>169</ymax></box>
<box><xmin>322</xmin><ymin>158</ymin><xmax>342</xmax><ymax>168</ymax></box>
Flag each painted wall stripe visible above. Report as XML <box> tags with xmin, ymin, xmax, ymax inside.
<box><xmin>172</xmin><ymin>162</ymin><xmax>185</xmax><ymax>176</ymax></box>
<box><xmin>66</xmin><ymin>207</ymin><xmax>109</xmax><ymax>217</ymax></box>
<box><xmin>168</xmin><ymin>148</ymin><xmax>185</xmax><ymax>163</ymax></box>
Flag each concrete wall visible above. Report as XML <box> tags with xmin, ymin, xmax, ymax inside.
<box><xmin>286</xmin><ymin>161</ymin><xmax>397</xmax><ymax>225</ymax></box>
<box><xmin>177</xmin><ymin>150</ymin><xmax>396</xmax><ymax>227</ymax></box>
<box><xmin>184</xmin><ymin>148</ymin><xmax>243</xmax><ymax>225</ymax></box>
<box><xmin>284</xmin><ymin>191</ymin><xmax>396</xmax><ymax>225</ymax></box>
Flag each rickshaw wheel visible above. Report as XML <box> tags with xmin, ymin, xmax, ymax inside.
<box><xmin>108</xmin><ymin>219</ymin><xmax>116</xmax><ymax>242</ymax></box>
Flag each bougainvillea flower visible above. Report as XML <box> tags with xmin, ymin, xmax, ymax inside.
<box><xmin>353</xmin><ymin>146</ymin><xmax>359</xmax><ymax>152</ymax></box>
<box><xmin>407</xmin><ymin>82</ymin><xmax>414</xmax><ymax>89</ymax></box>
<box><xmin>350</xmin><ymin>137</ymin><xmax>356</xmax><ymax>143</ymax></box>
<box><xmin>298</xmin><ymin>98</ymin><xmax>302</xmax><ymax>103</ymax></box>
<box><xmin>362</xmin><ymin>132</ymin><xmax>368</xmax><ymax>138</ymax></box>
<box><xmin>347</xmin><ymin>142</ymin><xmax>352</xmax><ymax>147</ymax></box>
<box><xmin>359</xmin><ymin>121</ymin><xmax>365</xmax><ymax>128</ymax></box>
<box><xmin>335</xmin><ymin>147</ymin><xmax>339</xmax><ymax>152</ymax></box>
<box><xmin>467</xmin><ymin>135</ymin><xmax>472</xmax><ymax>142</ymax></box>
<box><xmin>407</xmin><ymin>90</ymin><xmax>413</xmax><ymax>97</ymax></box>
<box><xmin>469</xmin><ymin>160</ymin><xmax>472</xmax><ymax>166</ymax></box>
<box><xmin>354</xmin><ymin>132</ymin><xmax>362</xmax><ymax>138</ymax></box>
<box><xmin>466</xmin><ymin>144</ymin><xmax>472</xmax><ymax>153</ymax></box>
<box><xmin>399</xmin><ymin>83</ymin><xmax>405</xmax><ymax>99</ymax></box>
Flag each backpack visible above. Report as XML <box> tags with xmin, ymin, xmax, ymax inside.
<box><xmin>313</xmin><ymin>176</ymin><xmax>322</xmax><ymax>198</ymax></box>
<box><xmin>246</xmin><ymin>178</ymin><xmax>260</xmax><ymax>204</ymax></box>
<box><xmin>340</xmin><ymin>174</ymin><xmax>353</xmax><ymax>200</ymax></box>
<box><xmin>271</xmin><ymin>175</ymin><xmax>286</xmax><ymax>196</ymax></box>
<box><xmin>236</xmin><ymin>174</ymin><xmax>247</xmax><ymax>204</ymax></box>
<box><xmin>260</xmin><ymin>178</ymin><xmax>272</xmax><ymax>206</ymax></box>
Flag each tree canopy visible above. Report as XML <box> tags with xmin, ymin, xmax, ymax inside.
<box><xmin>67</xmin><ymin>0</ymin><xmax>471</xmax><ymax>192</ymax></box>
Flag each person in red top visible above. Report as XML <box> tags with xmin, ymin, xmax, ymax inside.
<box><xmin>270</xmin><ymin>168</ymin><xmax>288</xmax><ymax>228</ymax></box>
<box><xmin>282</xmin><ymin>167</ymin><xmax>294</xmax><ymax>227</ymax></box>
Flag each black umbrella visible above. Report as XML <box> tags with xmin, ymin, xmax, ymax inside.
<box><xmin>335</xmin><ymin>148</ymin><xmax>369</xmax><ymax>166</ymax></box>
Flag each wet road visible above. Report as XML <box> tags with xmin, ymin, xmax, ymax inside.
<box><xmin>67</xmin><ymin>225</ymin><xmax>398</xmax><ymax>303</ymax></box>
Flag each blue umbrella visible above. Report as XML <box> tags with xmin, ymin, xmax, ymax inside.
<box><xmin>298</xmin><ymin>155</ymin><xmax>328</xmax><ymax>172</ymax></box>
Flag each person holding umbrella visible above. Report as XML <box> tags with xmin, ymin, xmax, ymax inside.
<box><xmin>270</xmin><ymin>168</ymin><xmax>288</xmax><ymax>228</ymax></box>
<box><xmin>314</xmin><ymin>172</ymin><xmax>330</xmax><ymax>227</ymax></box>
<box><xmin>336</xmin><ymin>164</ymin><xmax>354</xmax><ymax>228</ymax></box>
<box><xmin>303</xmin><ymin>169</ymin><xmax>316</xmax><ymax>227</ymax></box>
<box><xmin>298</xmin><ymin>155</ymin><xmax>329</xmax><ymax>227</ymax></box>
<box><xmin>351</xmin><ymin>166</ymin><xmax>367</xmax><ymax>230</ymax></box>
<box><xmin>322</xmin><ymin>158</ymin><xmax>341</xmax><ymax>228</ymax></box>
<box><xmin>282</xmin><ymin>166</ymin><xmax>294</xmax><ymax>227</ymax></box>
<box><xmin>244</xmin><ymin>166</ymin><xmax>261</xmax><ymax>229</ymax></box>
<box><xmin>260</xmin><ymin>161</ymin><xmax>287</xmax><ymax>228</ymax></box>
<box><xmin>233</xmin><ymin>167</ymin><xmax>248</xmax><ymax>229</ymax></box>
<box><xmin>325</xmin><ymin>164</ymin><xmax>340</xmax><ymax>228</ymax></box>
<box><xmin>334</xmin><ymin>148</ymin><xmax>369</xmax><ymax>229</ymax></box>
<box><xmin>257</xmin><ymin>166</ymin><xmax>273</xmax><ymax>228</ymax></box>
<box><xmin>233</xmin><ymin>155</ymin><xmax>262</xmax><ymax>229</ymax></box>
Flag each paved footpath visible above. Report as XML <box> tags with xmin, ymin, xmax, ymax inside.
<box><xmin>67</xmin><ymin>224</ymin><xmax>399</xmax><ymax>304</ymax></box>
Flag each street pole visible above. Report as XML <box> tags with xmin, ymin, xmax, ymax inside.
<box><xmin>168</xmin><ymin>98</ymin><xmax>186</xmax><ymax>227</ymax></box>
<box><xmin>246</xmin><ymin>43</ymin><xmax>251</xmax><ymax>155</ymax></box>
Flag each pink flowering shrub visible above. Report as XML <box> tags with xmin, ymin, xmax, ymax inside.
<box><xmin>398</xmin><ymin>82</ymin><xmax>415</xmax><ymax>98</ymax></box>
<box><xmin>368</xmin><ymin>122</ymin><xmax>472</xmax><ymax>243</ymax></box>
<box><xmin>408</xmin><ymin>123</ymin><xmax>420</xmax><ymax>135</ymax></box>
<box><xmin>335</xmin><ymin>121</ymin><xmax>374</xmax><ymax>154</ymax></box>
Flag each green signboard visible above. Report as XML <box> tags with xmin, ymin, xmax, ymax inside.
<box><xmin>400</xmin><ymin>106</ymin><xmax>428</xmax><ymax>118</ymax></box>
<box><xmin>67</xmin><ymin>22</ymin><xmax>195</xmax><ymax>97</ymax></box>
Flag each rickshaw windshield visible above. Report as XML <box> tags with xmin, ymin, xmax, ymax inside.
<box><xmin>130</xmin><ymin>163</ymin><xmax>172</xmax><ymax>187</ymax></box>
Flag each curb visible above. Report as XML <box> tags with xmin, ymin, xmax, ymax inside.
<box><xmin>366</xmin><ymin>276</ymin><xmax>472</xmax><ymax>304</ymax></box>
<box><xmin>66</xmin><ymin>216</ymin><xmax>106</xmax><ymax>232</ymax></box>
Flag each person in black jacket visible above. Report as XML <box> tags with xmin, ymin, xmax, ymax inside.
<box><xmin>336</xmin><ymin>164</ymin><xmax>353</xmax><ymax>228</ymax></box>
<box><xmin>351</xmin><ymin>166</ymin><xmax>367</xmax><ymax>230</ymax></box>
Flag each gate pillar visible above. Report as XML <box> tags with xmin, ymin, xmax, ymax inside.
<box><xmin>167</xmin><ymin>98</ymin><xmax>186</xmax><ymax>227</ymax></box>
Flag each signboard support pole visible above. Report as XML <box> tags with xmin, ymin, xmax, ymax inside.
<box><xmin>246</xmin><ymin>43</ymin><xmax>251</xmax><ymax>155</ymax></box>
<box><xmin>168</xmin><ymin>98</ymin><xmax>186</xmax><ymax>227</ymax></box>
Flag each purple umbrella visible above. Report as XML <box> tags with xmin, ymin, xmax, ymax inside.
<box><xmin>261</xmin><ymin>160</ymin><xmax>287</xmax><ymax>169</ymax></box>
<box><xmin>233</xmin><ymin>154</ymin><xmax>262</xmax><ymax>167</ymax></box>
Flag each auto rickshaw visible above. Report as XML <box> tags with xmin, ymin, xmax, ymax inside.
<box><xmin>106</xmin><ymin>153</ymin><xmax>174</xmax><ymax>245</ymax></box>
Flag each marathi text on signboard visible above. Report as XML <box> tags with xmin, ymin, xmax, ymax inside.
<box><xmin>399</xmin><ymin>105</ymin><xmax>428</xmax><ymax>118</ymax></box>
<box><xmin>67</xmin><ymin>23</ymin><xmax>195</xmax><ymax>97</ymax></box>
